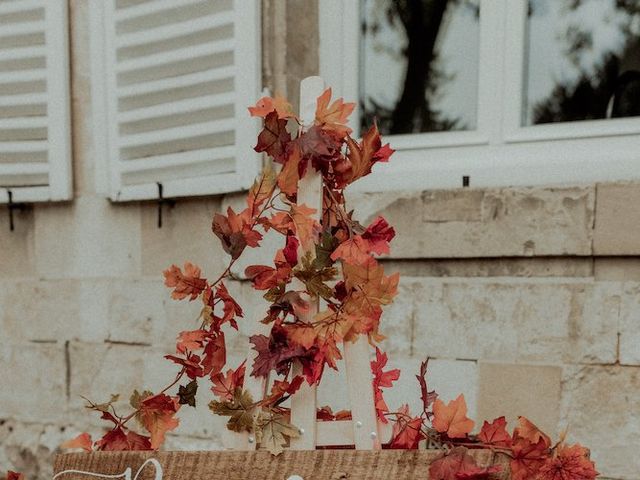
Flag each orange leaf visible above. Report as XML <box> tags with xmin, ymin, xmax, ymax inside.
<box><xmin>60</xmin><ymin>432</ymin><xmax>93</xmax><ymax>452</ymax></box>
<box><xmin>138</xmin><ymin>394</ymin><xmax>180</xmax><ymax>449</ymax></box>
<box><xmin>289</xmin><ymin>203</ymin><xmax>320</xmax><ymax>251</ymax></box>
<box><xmin>314</xmin><ymin>88</ymin><xmax>355</xmax><ymax>137</ymax></box>
<box><xmin>163</xmin><ymin>262</ymin><xmax>207</xmax><ymax>301</ymax></box>
<box><xmin>330</xmin><ymin>235</ymin><xmax>371</xmax><ymax>266</ymax></box>
<box><xmin>247</xmin><ymin>165</ymin><xmax>276</xmax><ymax>215</ymax></box>
<box><xmin>248</xmin><ymin>95</ymin><xmax>294</xmax><ymax>119</ymax></box>
<box><xmin>277</xmin><ymin>145</ymin><xmax>302</xmax><ymax>197</ymax></box>
<box><xmin>175</xmin><ymin>330</ymin><xmax>210</xmax><ymax>354</ymax></box>
<box><xmin>432</xmin><ymin>394</ymin><xmax>474</xmax><ymax>438</ymax></box>
<box><xmin>514</xmin><ymin>416</ymin><xmax>551</xmax><ymax>448</ymax></box>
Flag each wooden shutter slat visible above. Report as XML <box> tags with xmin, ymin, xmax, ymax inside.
<box><xmin>0</xmin><ymin>19</ymin><xmax>45</xmax><ymax>38</ymax></box>
<box><xmin>118</xmin><ymin>92</ymin><xmax>234</xmax><ymax>123</ymax></box>
<box><xmin>115</xmin><ymin>0</ymin><xmax>222</xmax><ymax>21</ymax></box>
<box><xmin>118</xmin><ymin>119</ymin><xmax>233</xmax><ymax>149</ymax></box>
<box><xmin>0</xmin><ymin>0</ymin><xmax>42</xmax><ymax>16</ymax></box>
<box><xmin>0</xmin><ymin>45</ymin><xmax>46</xmax><ymax>63</ymax></box>
<box><xmin>0</xmin><ymin>162</ymin><xmax>48</xmax><ymax>175</ymax></box>
<box><xmin>117</xmin><ymin>65</ymin><xmax>234</xmax><ymax>98</ymax></box>
<box><xmin>116</xmin><ymin>11</ymin><xmax>233</xmax><ymax>49</ymax></box>
<box><xmin>116</xmin><ymin>39</ymin><xmax>234</xmax><ymax>75</ymax></box>
<box><xmin>119</xmin><ymin>145</ymin><xmax>235</xmax><ymax>173</ymax></box>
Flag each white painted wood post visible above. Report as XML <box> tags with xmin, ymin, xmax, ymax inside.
<box><xmin>289</xmin><ymin>76</ymin><xmax>326</xmax><ymax>450</ymax></box>
<box><xmin>234</xmin><ymin>76</ymin><xmax>382</xmax><ymax>451</ymax></box>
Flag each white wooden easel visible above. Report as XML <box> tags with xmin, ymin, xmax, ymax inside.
<box><xmin>233</xmin><ymin>77</ymin><xmax>383</xmax><ymax>451</ymax></box>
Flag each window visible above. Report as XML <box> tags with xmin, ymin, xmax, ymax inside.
<box><xmin>0</xmin><ymin>0</ymin><xmax>72</xmax><ymax>204</ymax></box>
<box><xmin>320</xmin><ymin>0</ymin><xmax>640</xmax><ymax>191</ymax></box>
<box><xmin>89</xmin><ymin>0</ymin><xmax>261</xmax><ymax>202</ymax></box>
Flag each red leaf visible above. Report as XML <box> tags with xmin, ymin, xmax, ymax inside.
<box><xmin>7</xmin><ymin>472</ymin><xmax>24</xmax><ymax>480</ymax></box>
<box><xmin>211</xmin><ymin>361</ymin><xmax>246</xmax><ymax>401</ymax></box>
<box><xmin>138</xmin><ymin>394</ymin><xmax>180</xmax><ymax>449</ymax></box>
<box><xmin>163</xmin><ymin>262</ymin><xmax>207</xmax><ymax>301</ymax></box>
<box><xmin>362</xmin><ymin>216</ymin><xmax>395</xmax><ymax>255</ymax></box>
<box><xmin>478</xmin><ymin>416</ymin><xmax>512</xmax><ymax>448</ymax></box>
<box><xmin>249</xmin><ymin>331</ymin><xmax>306</xmax><ymax>378</ymax></box>
<box><xmin>215</xmin><ymin>283</ymin><xmax>243</xmax><ymax>324</ymax></box>
<box><xmin>95</xmin><ymin>428</ymin><xmax>151</xmax><ymax>451</ymax></box>
<box><xmin>432</xmin><ymin>394</ymin><xmax>474</xmax><ymax>439</ymax></box>
<box><xmin>538</xmin><ymin>443</ymin><xmax>598</xmax><ymax>480</ymax></box>
<box><xmin>201</xmin><ymin>332</ymin><xmax>226</xmax><ymax>377</ymax></box>
<box><xmin>416</xmin><ymin>359</ymin><xmax>438</xmax><ymax>417</ymax></box>
<box><xmin>212</xmin><ymin>207</ymin><xmax>262</xmax><ymax>260</ymax></box>
<box><xmin>165</xmin><ymin>353</ymin><xmax>205</xmax><ymax>379</ymax></box>
<box><xmin>60</xmin><ymin>432</ymin><xmax>93</xmax><ymax>452</ymax></box>
<box><xmin>389</xmin><ymin>404</ymin><xmax>425</xmax><ymax>449</ymax></box>
<box><xmin>370</xmin><ymin>347</ymin><xmax>400</xmax><ymax>423</ymax></box>
<box><xmin>254</xmin><ymin>111</ymin><xmax>291</xmax><ymax>162</ymax></box>
<box><xmin>510</xmin><ymin>436</ymin><xmax>550</xmax><ymax>480</ymax></box>
<box><xmin>261</xmin><ymin>376</ymin><xmax>304</xmax><ymax>407</ymax></box>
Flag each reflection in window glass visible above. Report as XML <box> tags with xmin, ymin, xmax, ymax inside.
<box><xmin>524</xmin><ymin>0</ymin><xmax>640</xmax><ymax>126</ymax></box>
<box><xmin>360</xmin><ymin>0</ymin><xmax>480</xmax><ymax>135</ymax></box>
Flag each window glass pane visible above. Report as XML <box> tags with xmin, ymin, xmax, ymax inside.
<box><xmin>524</xmin><ymin>0</ymin><xmax>640</xmax><ymax>126</ymax></box>
<box><xmin>360</xmin><ymin>0</ymin><xmax>480</xmax><ymax>135</ymax></box>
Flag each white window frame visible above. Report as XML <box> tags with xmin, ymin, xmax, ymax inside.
<box><xmin>0</xmin><ymin>0</ymin><xmax>72</xmax><ymax>204</ymax></box>
<box><xmin>89</xmin><ymin>0</ymin><xmax>262</xmax><ymax>202</ymax></box>
<box><xmin>319</xmin><ymin>0</ymin><xmax>640</xmax><ymax>192</ymax></box>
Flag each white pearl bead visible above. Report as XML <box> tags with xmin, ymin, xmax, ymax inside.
<box><xmin>298</xmin><ymin>427</ymin><xmax>305</xmax><ymax>435</ymax></box>
<box><xmin>248</xmin><ymin>436</ymin><xmax>255</xmax><ymax>444</ymax></box>
<box><xmin>356</xmin><ymin>421</ymin><xmax>363</xmax><ymax>428</ymax></box>
<box><xmin>370</xmin><ymin>431</ymin><xmax>377</xmax><ymax>439</ymax></box>
<box><xmin>287</xmin><ymin>476</ymin><xmax>304</xmax><ymax>480</ymax></box>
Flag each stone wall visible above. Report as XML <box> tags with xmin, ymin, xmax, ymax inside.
<box><xmin>0</xmin><ymin>1</ymin><xmax>639</xmax><ymax>479</ymax></box>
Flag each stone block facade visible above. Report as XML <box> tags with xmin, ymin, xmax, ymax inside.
<box><xmin>0</xmin><ymin>1</ymin><xmax>639</xmax><ymax>479</ymax></box>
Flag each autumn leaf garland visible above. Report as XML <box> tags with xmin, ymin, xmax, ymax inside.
<box><xmin>50</xmin><ymin>88</ymin><xmax>599</xmax><ymax>480</ymax></box>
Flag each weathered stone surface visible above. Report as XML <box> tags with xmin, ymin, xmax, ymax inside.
<box><xmin>34</xmin><ymin>197</ymin><xmax>141</xmax><ymax>279</ymax></box>
<box><xmin>594</xmin><ymin>257</ymin><xmax>640</xmax><ymax>281</ymax></box>
<box><xmin>383</xmin><ymin>257</ymin><xmax>593</xmax><ymax>278</ymax></box>
<box><xmin>0</xmin><ymin>420</ymin><xmax>69</xmax><ymax>480</ymax></box>
<box><xmin>0</xmin><ymin>343</ymin><xmax>66</xmax><ymax>423</ymax></box>
<box><xmin>410</xmin><ymin>279</ymin><xmax>620</xmax><ymax>364</ymax></box>
<box><xmin>594</xmin><ymin>182</ymin><xmax>640</xmax><ymax>255</ymax></box>
<box><xmin>383</xmin><ymin>357</ymin><xmax>478</xmax><ymax>426</ymax></box>
<box><xmin>477</xmin><ymin>362</ymin><xmax>561</xmax><ymax>438</ymax></box>
<box><xmin>560</xmin><ymin>365</ymin><xmax>640</xmax><ymax>479</ymax></box>
<box><xmin>0</xmin><ymin>207</ymin><xmax>35</xmax><ymax>277</ymax></box>
<box><xmin>140</xmin><ymin>197</ymin><xmax>227</xmax><ymax>278</ymax></box>
<box><xmin>619</xmin><ymin>283</ymin><xmax>640</xmax><ymax>365</ymax></box>
<box><xmin>67</xmin><ymin>342</ymin><xmax>176</xmax><ymax>425</ymax></box>
<box><xmin>347</xmin><ymin>186</ymin><xmax>595</xmax><ymax>258</ymax></box>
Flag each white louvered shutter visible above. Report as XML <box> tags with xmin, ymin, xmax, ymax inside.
<box><xmin>91</xmin><ymin>0</ymin><xmax>261</xmax><ymax>201</ymax></box>
<box><xmin>0</xmin><ymin>0</ymin><xmax>71</xmax><ymax>203</ymax></box>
